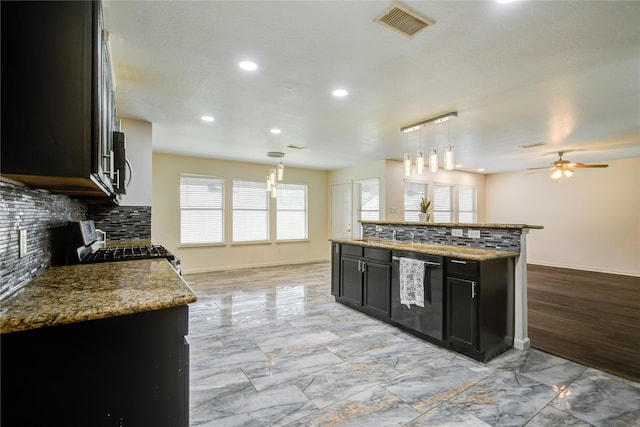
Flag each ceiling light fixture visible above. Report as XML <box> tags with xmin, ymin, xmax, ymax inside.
<box><xmin>201</xmin><ymin>115</ymin><xmax>214</xmax><ymax>122</ymax></box>
<box><xmin>266</xmin><ymin>151</ymin><xmax>285</xmax><ymax>197</ymax></box>
<box><xmin>270</xmin><ymin>128</ymin><xmax>281</xmax><ymax>134</ymax></box>
<box><xmin>332</xmin><ymin>89</ymin><xmax>348</xmax><ymax>97</ymax></box>
<box><xmin>402</xmin><ymin>111</ymin><xmax>458</xmax><ymax>174</ymax></box>
<box><xmin>239</xmin><ymin>61</ymin><xmax>258</xmax><ymax>71</ymax></box>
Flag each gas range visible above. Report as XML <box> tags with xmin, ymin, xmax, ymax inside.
<box><xmin>53</xmin><ymin>220</ymin><xmax>181</xmax><ymax>274</ymax></box>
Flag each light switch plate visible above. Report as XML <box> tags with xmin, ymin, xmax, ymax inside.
<box><xmin>452</xmin><ymin>229</ymin><xmax>463</xmax><ymax>237</ymax></box>
<box><xmin>468</xmin><ymin>229</ymin><xmax>481</xmax><ymax>239</ymax></box>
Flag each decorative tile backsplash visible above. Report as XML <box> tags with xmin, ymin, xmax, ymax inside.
<box><xmin>1</xmin><ymin>180</ymin><xmax>154</xmax><ymax>299</ymax></box>
<box><xmin>362</xmin><ymin>223</ymin><xmax>522</xmax><ymax>252</ymax></box>
<box><xmin>0</xmin><ymin>180</ymin><xmax>87</xmax><ymax>299</ymax></box>
<box><xmin>88</xmin><ymin>205</ymin><xmax>152</xmax><ymax>241</ymax></box>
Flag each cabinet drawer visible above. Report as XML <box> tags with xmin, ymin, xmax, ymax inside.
<box><xmin>342</xmin><ymin>244</ymin><xmax>364</xmax><ymax>257</ymax></box>
<box><xmin>447</xmin><ymin>258</ymin><xmax>479</xmax><ymax>278</ymax></box>
<box><xmin>364</xmin><ymin>247</ymin><xmax>391</xmax><ymax>263</ymax></box>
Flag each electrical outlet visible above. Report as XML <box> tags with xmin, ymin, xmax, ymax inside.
<box><xmin>390</xmin><ymin>207</ymin><xmax>399</xmax><ymax>214</ymax></box>
<box><xmin>19</xmin><ymin>229</ymin><xmax>27</xmax><ymax>257</ymax></box>
<box><xmin>452</xmin><ymin>229</ymin><xmax>463</xmax><ymax>237</ymax></box>
<box><xmin>468</xmin><ymin>229</ymin><xmax>481</xmax><ymax>239</ymax></box>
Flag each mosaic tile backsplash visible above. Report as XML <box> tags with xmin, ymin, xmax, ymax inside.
<box><xmin>0</xmin><ymin>180</ymin><xmax>87</xmax><ymax>299</ymax></box>
<box><xmin>362</xmin><ymin>223</ymin><xmax>522</xmax><ymax>252</ymax></box>
<box><xmin>1</xmin><ymin>180</ymin><xmax>153</xmax><ymax>299</ymax></box>
<box><xmin>88</xmin><ymin>205</ymin><xmax>152</xmax><ymax>241</ymax></box>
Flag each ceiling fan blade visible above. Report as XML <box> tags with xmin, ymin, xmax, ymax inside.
<box><xmin>526</xmin><ymin>166</ymin><xmax>552</xmax><ymax>170</ymax></box>
<box><xmin>573</xmin><ymin>163</ymin><xmax>609</xmax><ymax>168</ymax></box>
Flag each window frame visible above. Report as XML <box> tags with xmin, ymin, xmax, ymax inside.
<box><xmin>358</xmin><ymin>178</ymin><xmax>380</xmax><ymax>222</ymax></box>
<box><xmin>404</xmin><ymin>180</ymin><xmax>429</xmax><ymax>222</ymax></box>
<box><xmin>276</xmin><ymin>182</ymin><xmax>308</xmax><ymax>241</ymax></box>
<box><xmin>232</xmin><ymin>179</ymin><xmax>270</xmax><ymax>243</ymax></box>
<box><xmin>433</xmin><ymin>183</ymin><xmax>454</xmax><ymax>223</ymax></box>
<box><xmin>179</xmin><ymin>174</ymin><xmax>224</xmax><ymax>246</ymax></box>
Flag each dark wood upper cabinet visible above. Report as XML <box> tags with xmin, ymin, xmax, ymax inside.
<box><xmin>1</xmin><ymin>0</ymin><xmax>119</xmax><ymax>201</ymax></box>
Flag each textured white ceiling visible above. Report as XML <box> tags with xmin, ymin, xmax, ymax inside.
<box><xmin>102</xmin><ymin>0</ymin><xmax>640</xmax><ymax>173</ymax></box>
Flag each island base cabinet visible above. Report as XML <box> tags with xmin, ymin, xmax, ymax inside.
<box><xmin>363</xmin><ymin>260</ymin><xmax>391</xmax><ymax>319</ymax></box>
<box><xmin>446</xmin><ymin>257</ymin><xmax>514</xmax><ymax>362</ymax></box>
<box><xmin>1</xmin><ymin>305</ymin><xmax>190</xmax><ymax>427</ymax></box>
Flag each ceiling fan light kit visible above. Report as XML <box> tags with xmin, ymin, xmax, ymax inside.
<box><xmin>527</xmin><ymin>151</ymin><xmax>608</xmax><ymax>181</ymax></box>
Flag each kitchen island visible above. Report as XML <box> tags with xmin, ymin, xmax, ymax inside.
<box><xmin>330</xmin><ymin>221</ymin><xmax>542</xmax><ymax>362</ymax></box>
<box><xmin>1</xmin><ymin>259</ymin><xmax>197</xmax><ymax>427</ymax></box>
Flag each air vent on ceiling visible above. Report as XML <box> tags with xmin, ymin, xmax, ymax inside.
<box><xmin>287</xmin><ymin>144</ymin><xmax>306</xmax><ymax>150</ymax></box>
<box><xmin>375</xmin><ymin>4</ymin><xmax>434</xmax><ymax>39</ymax></box>
<box><xmin>521</xmin><ymin>142</ymin><xmax>546</xmax><ymax>149</ymax></box>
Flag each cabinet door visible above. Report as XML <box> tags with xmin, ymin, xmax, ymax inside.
<box><xmin>447</xmin><ymin>277</ymin><xmax>478</xmax><ymax>349</ymax></box>
<box><xmin>364</xmin><ymin>261</ymin><xmax>391</xmax><ymax>318</ymax></box>
<box><xmin>340</xmin><ymin>257</ymin><xmax>363</xmax><ymax>306</ymax></box>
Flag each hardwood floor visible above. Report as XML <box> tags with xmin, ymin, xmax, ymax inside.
<box><xmin>527</xmin><ymin>264</ymin><xmax>640</xmax><ymax>382</ymax></box>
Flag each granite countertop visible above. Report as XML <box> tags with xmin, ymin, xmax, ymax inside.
<box><xmin>359</xmin><ymin>220</ymin><xmax>543</xmax><ymax>230</ymax></box>
<box><xmin>0</xmin><ymin>259</ymin><xmax>197</xmax><ymax>334</ymax></box>
<box><xmin>330</xmin><ymin>238</ymin><xmax>520</xmax><ymax>261</ymax></box>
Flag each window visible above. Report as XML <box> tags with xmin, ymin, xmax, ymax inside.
<box><xmin>458</xmin><ymin>186</ymin><xmax>477</xmax><ymax>223</ymax></box>
<box><xmin>433</xmin><ymin>184</ymin><xmax>453</xmax><ymax>222</ymax></box>
<box><xmin>358</xmin><ymin>179</ymin><xmax>379</xmax><ymax>221</ymax></box>
<box><xmin>232</xmin><ymin>180</ymin><xmax>269</xmax><ymax>242</ymax></box>
<box><xmin>277</xmin><ymin>183</ymin><xmax>308</xmax><ymax>240</ymax></box>
<box><xmin>404</xmin><ymin>181</ymin><xmax>428</xmax><ymax>221</ymax></box>
<box><xmin>179</xmin><ymin>174</ymin><xmax>224</xmax><ymax>245</ymax></box>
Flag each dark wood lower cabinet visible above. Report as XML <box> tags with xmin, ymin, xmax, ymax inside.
<box><xmin>363</xmin><ymin>260</ymin><xmax>392</xmax><ymax>318</ymax></box>
<box><xmin>446</xmin><ymin>257</ymin><xmax>514</xmax><ymax>362</ymax></box>
<box><xmin>1</xmin><ymin>305</ymin><xmax>190</xmax><ymax>427</ymax></box>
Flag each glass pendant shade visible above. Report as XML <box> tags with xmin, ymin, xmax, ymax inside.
<box><xmin>550</xmin><ymin>168</ymin><xmax>563</xmax><ymax>180</ymax></box>
<box><xmin>277</xmin><ymin>162</ymin><xmax>284</xmax><ymax>181</ymax></box>
<box><xmin>563</xmin><ymin>168</ymin><xmax>574</xmax><ymax>178</ymax></box>
<box><xmin>404</xmin><ymin>153</ymin><xmax>411</xmax><ymax>177</ymax></box>
<box><xmin>266</xmin><ymin>175</ymin><xmax>272</xmax><ymax>192</ymax></box>
<box><xmin>444</xmin><ymin>146</ymin><xmax>454</xmax><ymax>170</ymax></box>
<box><xmin>429</xmin><ymin>149</ymin><xmax>438</xmax><ymax>173</ymax></box>
<box><xmin>416</xmin><ymin>152</ymin><xmax>424</xmax><ymax>174</ymax></box>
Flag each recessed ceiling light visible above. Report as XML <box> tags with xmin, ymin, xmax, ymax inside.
<box><xmin>455</xmin><ymin>164</ymin><xmax>463</xmax><ymax>168</ymax></box>
<box><xmin>332</xmin><ymin>89</ymin><xmax>348</xmax><ymax>97</ymax></box>
<box><xmin>201</xmin><ymin>115</ymin><xmax>214</xmax><ymax>122</ymax></box>
<box><xmin>239</xmin><ymin>61</ymin><xmax>258</xmax><ymax>71</ymax></box>
<box><xmin>477</xmin><ymin>168</ymin><xmax>486</xmax><ymax>172</ymax></box>
<box><xmin>270</xmin><ymin>128</ymin><xmax>281</xmax><ymax>134</ymax></box>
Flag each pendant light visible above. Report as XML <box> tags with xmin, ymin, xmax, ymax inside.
<box><xmin>403</xmin><ymin>132</ymin><xmax>411</xmax><ymax>177</ymax></box>
<box><xmin>444</xmin><ymin>120</ymin><xmax>454</xmax><ymax>170</ymax></box>
<box><xmin>429</xmin><ymin>148</ymin><xmax>438</xmax><ymax>173</ymax></box>
<box><xmin>416</xmin><ymin>127</ymin><xmax>424</xmax><ymax>174</ymax></box>
<box><xmin>266</xmin><ymin>152</ymin><xmax>285</xmax><ymax>197</ymax></box>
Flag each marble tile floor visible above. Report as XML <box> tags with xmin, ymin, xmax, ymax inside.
<box><xmin>185</xmin><ymin>262</ymin><xmax>640</xmax><ymax>427</ymax></box>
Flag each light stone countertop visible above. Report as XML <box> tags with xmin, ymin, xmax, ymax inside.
<box><xmin>360</xmin><ymin>220</ymin><xmax>543</xmax><ymax>229</ymax></box>
<box><xmin>0</xmin><ymin>259</ymin><xmax>197</xmax><ymax>334</ymax></box>
<box><xmin>330</xmin><ymin>238</ymin><xmax>520</xmax><ymax>261</ymax></box>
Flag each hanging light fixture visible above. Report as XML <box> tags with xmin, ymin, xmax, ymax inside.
<box><xmin>550</xmin><ymin>168</ymin><xmax>563</xmax><ymax>180</ymax></box>
<box><xmin>429</xmin><ymin>148</ymin><xmax>438</xmax><ymax>173</ymax></box>
<box><xmin>403</xmin><ymin>132</ymin><xmax>411</xmax><ymax>176</ymax></box>
<box><xmin>444</xmin><ymin>146</ymin><xmax>454</xmax><ymax>170</ymax></box>
<box><xmin>266</xmin><ymin>152</ymin><xmax>285</xmax><ymax>197</ymax></box>
<box><xmin>416</xmin><ymin>127</ymin><xmax>424</xmax><ymax>174</ymax></box>
<box><xmin>401</xmin><ymin>111</ymin><xmax>457</xmax><ymax>174</ymax></box>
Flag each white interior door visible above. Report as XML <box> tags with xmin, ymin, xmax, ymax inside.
<box><xmin>331</xmin><ymin>182</ymin><xmax>352</xmax><ymax>239</ymax></box>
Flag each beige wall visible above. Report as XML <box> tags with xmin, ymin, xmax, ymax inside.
<box><xmin>486</xmin><ymin>157</ymin><xmax>640</xmax><ymax>276</ymax></box>
<box><xmin>152</xmin><ymin>152</ymin><xmax>330</xmax><ymax>274</ymax></box>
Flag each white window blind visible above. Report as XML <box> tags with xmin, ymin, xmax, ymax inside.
<box><xmin>359</xmin><ymin>179</ymin><xmax>379</xmax><ymax>221</ymax></box>
<box><xmin>433</xmin><ymin>184</ymin><xmax>453</xmax><ymax>222</ymax></box>
<box><xmin>180</xmin><ymin>174</ymin><xmax>224</xmax><ymax>245</ymax></box>
<box><xmin>458</xmin><ymin>186</ymin><xmax>477</xmax><ymax>223</ymax></box>
<box><xmin>277</xmin><ymin>183</ymin><xmax>308</xmax><ymax>241</ymax></box>
<box><xmin>404</xmin><ymin>181</ymin><xmax>428</xmax><ymax>221</ymax></box>
<box><xmin>233</xmin><ymin>180</ymin><xmax>269</xmax><ymax>242</ymax></box>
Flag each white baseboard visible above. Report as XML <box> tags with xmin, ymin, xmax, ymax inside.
<box><xmin>527</xmin><ymin>260</ymin><xmax>640</xmax><ymax>278</ymax></box>
<box><xmin>513</xmin><ymin>337</ymin><xmax>531</xmax><ymax>351</ymax></box>
<box><xmin>182</xmin><ymin>258</ymin><xmax>330</xmax><ymax>275</ymax></box>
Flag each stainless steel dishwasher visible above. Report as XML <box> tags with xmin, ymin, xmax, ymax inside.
<box><xmin>391</xmin><ymin>251</ymin><xmax>445</xmax><ymax>341</ymax></box>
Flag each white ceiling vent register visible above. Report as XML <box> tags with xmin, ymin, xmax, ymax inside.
<box><xmin>375</xmin><ymin>3</ymin><xmax>434</xmax><ymax>38</ymax></box>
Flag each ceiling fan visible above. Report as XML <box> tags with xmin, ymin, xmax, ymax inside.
<box><xmin>527</xmin><ymin>151</ymin><xmax>608</xmax><ymax>180</ymax></box>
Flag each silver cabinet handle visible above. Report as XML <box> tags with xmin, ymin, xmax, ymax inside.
<box><xmin>451</xmin><ymin>259</ymin><xmax>467</xmax><ymax>264</ymax></box>
<box><xmin>471</xmin><ymin>281</ymin><xmax>477</xmax><ymax>299</ymax></box>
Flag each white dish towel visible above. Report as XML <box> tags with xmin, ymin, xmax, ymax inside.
<box><xmin>399</xmin><ymin>257</ymin><xmax>425</xmax><ymax>308</ymax></box>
